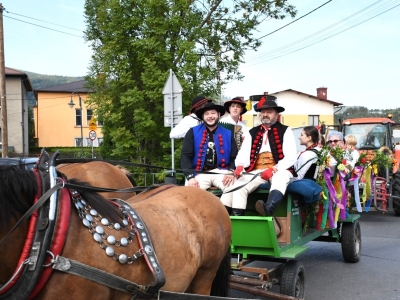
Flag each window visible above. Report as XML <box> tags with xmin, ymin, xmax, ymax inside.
<box><xmin>87</xmin><ymin>109</ymin><xmax>93</xmax><ymax>125</ymax></box>
<box><xmin>86</xmin><ymin>138</ymin><xmax>93</xmax><ymax>147</ymax></box>
<box><xmin>75</xmin><ymin>138</ymin><xmax>83</xmax><ymax>147</ymax></box>
<box><xmin>308</xmin><ymin>115</ymin><xmax>319</xmax><ymax>126</ymax></box>
<box><xmin>75</xmin><ymin>109</ymin><xmax>82</xmax><ymax>126</ymax></box>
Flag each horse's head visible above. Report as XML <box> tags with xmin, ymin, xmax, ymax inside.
<box><xmin>0</xmin><ymin>165</ymin><xmax>37</xmax><ymax>232</ymax></box>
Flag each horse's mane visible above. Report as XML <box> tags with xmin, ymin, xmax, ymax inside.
<box><xmin>0</xmin><ymin>165</ymin><xmax>37</xmax><ymax>229</ymax></box>
<box><xmin>67</xmin><ymin>179</ymin><xmax>123</xmax><ymax>223</ymax></box>
<box><xmin>115</xmin><ymin>165</ymin><xmax>137</xmax><ymax>187</ymax></box>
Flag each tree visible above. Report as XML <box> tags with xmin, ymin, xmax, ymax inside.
<box><xmin>83</xmin><ymin>0</ymin><xmax>296</xmax><ymax>168</ymax></box>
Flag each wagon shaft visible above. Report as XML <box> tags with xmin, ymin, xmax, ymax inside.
<box><xmin>230</xmin><ymin>282</ymin><xmax>303</xmax><ymax>300</ymax></box>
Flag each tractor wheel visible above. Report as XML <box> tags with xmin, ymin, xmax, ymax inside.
<box><xmin>341</xmin><ymin>220</ymin><xmax>361</xmax><ymax>263</ymax></box>
<box><xmin>392</xmin><ymin>170</ymin><xmax>400</xmax><ymax>216</ymax></box>
<box><xmin>280</xmin><ymin>260</ymin><xmax>305</xmax><ymax>298</ymax></box>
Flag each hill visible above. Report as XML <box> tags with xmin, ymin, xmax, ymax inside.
<box><xmin>21</xmin><ymin>70</ymin><xmax>84</xmax><ymax>106</ymax></box>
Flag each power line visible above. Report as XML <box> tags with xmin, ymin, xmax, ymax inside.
<box><xmin>247</xmin><ymin>0</ymin><xmax>389</xmax><ymax>62</ymax></box>
<box><xmin>257</xmin><ymin>0</ymin><xmax>333</xmax><ymax>40</ymax></box>
<box><xmin>6</xmin><ymin>11</ymin><xmax>83</xmax><ymax>32</ymax></box>
<box><xmin>4</xmin><ymin>15</ymin><xmax>83</xmax><ymax>38</ymax></box>
<box><xmin>244</xmin><ymin>0</ymin><xmax>400</xmax><ymax>65</ymax></box>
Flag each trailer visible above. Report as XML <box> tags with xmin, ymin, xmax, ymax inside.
<box><xmin>211</xmin><ymin>185</ymin><xmax>361</xmax><ymax>300</ymax></box>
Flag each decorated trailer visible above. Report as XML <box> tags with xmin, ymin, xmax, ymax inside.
<box><xmin>340</xmin><ymin>117</ymin><xmax>400</xmax><ymax>215</ymax></box>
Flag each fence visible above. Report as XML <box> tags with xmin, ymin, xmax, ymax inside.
<box><xmin>131</xmin><ymin>173</ymin><xmax>186</xmax><ymax>186</ymax></box>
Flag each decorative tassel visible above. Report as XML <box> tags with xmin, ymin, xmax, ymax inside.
<box><xmin>316</xmin><ymin>202</ymin><xmax>323</xmax><ymax>230</ymax></box>
<box><xmin>320</xmin><ymin>189</ymin><xmax>329</xmax><ymax>229</ymax></box>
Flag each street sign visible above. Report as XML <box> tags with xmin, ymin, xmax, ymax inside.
<box><xmin>163</xmin><ymin>71</ymin><xmax>183</xmax><ymax>119</ymax></box>
<box><xmin>89</xmin><ymin>116</ymin><xmax>97</xmax><ymax>131</ymax></box>
<box><xmin>164</xmin><ymin>94</ymin><xmax>182</xmax><ymax>117</ymax></box>
<box><xmin>162</xmin><ymin>71</ymin><xmax>183</xmax><ymax>95</ymax></box>
<box><xmin>164</xmin><ymin>115</ymin><xmax>183</xmax><ymax>127</ymax></box>
<box><xmin>89</xmin><ymin>130</ymin><xmax>97</xmax><ymax>141</ymax></box>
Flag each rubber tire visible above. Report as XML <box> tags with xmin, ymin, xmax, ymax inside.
<box><xmin>392</xmin><ymin>170</ymin><xmax>400</xmax><ymax>216</ymax></box>
<box><xmin>280</xmin><ymin>260</ymin><xmax>306</xmax><ymax>298</ymax></box>
<box><xmin>341</xmin><ymin>220</ymin><xmax>361</xmax><ymax>263</ymax></box>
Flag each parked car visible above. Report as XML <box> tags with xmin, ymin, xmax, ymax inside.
<box><xmin>0</xmin><ymin>157</ymin><xmax>38</xmax><ymax>170</ymax></box>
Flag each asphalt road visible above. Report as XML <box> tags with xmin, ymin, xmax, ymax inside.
<box><xmin>230</xmin><ymin>210</ymin><xmax>400</xmax><ymax>300</ymax></box>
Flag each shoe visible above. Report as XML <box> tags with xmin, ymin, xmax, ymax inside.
<box><xmin>232</xmin><ymin>208</ymin><xmax>245</xmax><ymax>216</ymax></box>
<box><xmin>255</xmin><ymin>200</ymin><xmax>267</xmax><ymax>216</ymax></box>
<box><xmin>264</xmin><ymin>190</ymin><xmax>284</xmax><ymax>216</ymax></box>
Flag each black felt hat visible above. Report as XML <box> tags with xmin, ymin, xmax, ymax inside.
<box><xmin>195</xmin><ymin>102</ymin><xmax>226</xmax><ymax>119</ymax></box>
<box><xmin>252</xmin><ymin>95</ymin><xmax>284</xmax><ymax>113</ymax></box>
<box><xmin>190</xmin><ymin>95</ymin><xmax>212</xmax><ymax>113</ymax></box>
<box><xmin>223</xmin><ymin>97</ymin><xmax>248</xmax><ymax>115</ymax></box>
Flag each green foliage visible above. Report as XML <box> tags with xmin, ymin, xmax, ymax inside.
<box><xmin>23</xmin><ymin>70</ymin><xmax>84</xmax><ymax>89</ymax></box>
<box><xmin>83</xmin><ymin>0</ymin><xmax>296</xmax><ymax>168</ymax></box>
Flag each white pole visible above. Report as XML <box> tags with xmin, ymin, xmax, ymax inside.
<box><xmin>170</xmin><ymin>69</ymin><xmax>175</xmax><ymax>174</ymax></box>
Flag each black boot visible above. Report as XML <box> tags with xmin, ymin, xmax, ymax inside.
<box><xmin>224</xmin><ymin>206</ymin><xmax>232</xmax><ymax>216</ymax></box>
<box><xmin>232</xmin><ymin>208</ymin><xmax>245</xmax><ymax>216</ymax></box>
<box><xmin>255</xmin><ymin>190</ymin><xmax>284</xmax><ymax>216</ymax></box>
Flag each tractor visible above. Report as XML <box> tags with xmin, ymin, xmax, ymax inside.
<box><xmin>340</xmin><ymin>116</ymin><xmax>400</xmax><ymax>215</ymax></box>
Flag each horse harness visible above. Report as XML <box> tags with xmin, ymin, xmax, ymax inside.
<box><xmin>0</xmin><ymin>150</ymin><xmax>165</xmax><ymax>300</ymax></box>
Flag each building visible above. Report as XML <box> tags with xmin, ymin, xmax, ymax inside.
<box><xmin>34</xmin><ymin>80</ymin><xmax>103</xmax><ymax>148</ymax></box>
<box><xmin>242</xmin><ymin>87</ymin><xmax>342</xmax><ymax>128</ymax></box>
<box><xmin>0</xmin><ymin>68</ymin><xmax>33</xmax><ymax>154</ymax></box>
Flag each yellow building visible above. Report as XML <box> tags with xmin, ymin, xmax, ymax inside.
<box><xmin>34</xmin><ymin>80</ymin><xmax>103</xmax><ymax>148</ymax></box>
<box><xmin>241</xmin><ymin>87</ymin><xmax>342</xmax><ymax>128</ymax></box>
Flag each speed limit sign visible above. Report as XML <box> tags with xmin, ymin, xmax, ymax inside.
<box><xmin>89</xmin><ymin>130</ymin><xmax>97</xmax><ymax>141</ymax></box>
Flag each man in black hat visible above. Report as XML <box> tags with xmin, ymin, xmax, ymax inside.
<box><xmin>225</xmin><ymin>95</ymin><xmax>297</xmax><ymax>217</ymax></box>
<box><xmin>170</xmin><ymin>95</ymin><xmax>212</xmax><ymax>139</ymax></box>
<box><xmin>181</xmin><ymin>102</ymin><xmax>238</xmax><ymax>213</ymax></box>
<box><xmin>220</xmin><ymin>97</ymin><xmax>249</xmax><ymax>150</ymax></box>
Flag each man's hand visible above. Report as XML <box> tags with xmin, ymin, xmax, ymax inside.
<box><xmin>188</xmin><ymin>178</ymin><xmax>200</xmax><ymax>187</ymax></box>
<box><xmin>261</xmin><ymin>168</ymin><xmax>275</xmax><ymax>181</ymax></box>
<box><xmin>222</xmin><ymin>174</ymin><xmax>235</xmax><ymax>187</ymax></box>
<box><xmin>233</xmin><ymin>166</ymin><xmax>244</xmax><ymax>179</ymax></box>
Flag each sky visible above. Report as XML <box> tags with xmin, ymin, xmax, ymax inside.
<box><xmin>2</xmin><ymin>0</ymin><xmax>400</xmax><ymax>109</ymax></box>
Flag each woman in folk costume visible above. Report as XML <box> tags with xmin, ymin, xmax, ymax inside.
<box><xmin>225</xmin><ymin>95</ymin><xmax>297</xmax><ymax>216</ymax></box>
<box><xmin>220</xmin><ymin>97</ymin><xmax>250</xmax><ymax>149</ymax></box>
<box><xmin>180</xmin><ymin>102</ymin><xmax>238</xmax><ymax>213</ymax></box>
<box><xmin>291</xmin><ymin>126</ymin><xmax>321</xmax><ymax>182</ymax></box>
<box><xmin>169</xmin><ymin>95</ymin><xmax>212</xmax><ymax>139</ymax></box>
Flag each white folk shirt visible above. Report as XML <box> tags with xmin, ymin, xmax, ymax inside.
<box><xmin>169</xmin><ymin>113</ymin><xmax>201</xmax><ymax>139</ymax></box>
<box><xmin>235</xmin><ymin>125</ymin><xmax>297</xmax><ymax>172</ymax></box>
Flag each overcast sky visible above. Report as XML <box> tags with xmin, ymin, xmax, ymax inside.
<box><xmin>3</xmin><ymin>0</ymin><xmax>400</xmax><ymax>109</ymax></box>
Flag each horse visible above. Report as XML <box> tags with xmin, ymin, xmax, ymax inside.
<box><xmin>56</xmin><ymin>161</ymin><xmax>137</xmax><ymax>200</ymax></box>
<box><xmin>0</xmin><ymin>164</ymin><xmax>232</xmax><ymax>299</ymax></box>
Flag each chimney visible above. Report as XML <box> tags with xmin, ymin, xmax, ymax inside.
<box><xmin>317</xmin><ymin>87</ymin><xmax>327</xmax><ymax>100</ymax></box>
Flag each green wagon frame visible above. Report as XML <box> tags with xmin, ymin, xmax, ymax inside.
<box><xmin>212</xmin><ymin>187</ymin><xmax>361</xmax><ymax>300</ymax></box>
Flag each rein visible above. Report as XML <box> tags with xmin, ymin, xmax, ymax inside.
<box><xmin>0</xmin><ymin>181</ymin><xmax>168</xmax><ymax>247</ymax></box>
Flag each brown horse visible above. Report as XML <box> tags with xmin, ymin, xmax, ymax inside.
<box><xmin>57</xmin><ymin>161</ymin><xmax>137</xmax><ymax>200</ymax></box>
<box><xmin>0</xmin><ymin>165</ymin><xmax>232</xmax><ymax>299</ymax></box>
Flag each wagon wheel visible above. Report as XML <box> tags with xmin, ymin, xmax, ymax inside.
<box><xmin>341</xmin><ymin>220</ymin><xmax>361</xmax><ymax>263</ymax></box>
<box><xmin>392</xmin><ymin>170</ymin><xmax>400</xmax><ymax>216</ymax></box>
<box><xmin>280</xmin><ymin>260</ymin><xmax>305</xmax><ymax>298</ymax></box>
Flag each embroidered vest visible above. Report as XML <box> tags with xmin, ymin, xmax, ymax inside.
<box><xmin>246</xmin><ymin>122</ymin><xmax>287</xmax><ymax>172</ymax></box>
<box><xmin>192</xmin><ymin>124</ymin><xmax>232</xmax><ymax>171</ymax></box>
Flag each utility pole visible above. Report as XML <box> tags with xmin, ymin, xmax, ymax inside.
<box><xmin>0</xmin><ymin>3</ymin><xmax>8</xmax><ymax>158</ymax></box>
